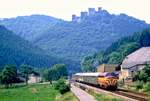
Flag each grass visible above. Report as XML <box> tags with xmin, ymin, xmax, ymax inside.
<box><xmin>88</xmin><ymin>89</ymin><xmax>122</xmax><ymax>101</ymax></box>
<box><xmin>118</xmin><ymin>81</ymin><xmax>150</xmax><ymax>93</ymax></box>
<box><xmin>0</xmin><ymin>84</ymin><xmax>77</xmax><ymax>101</ymax></box>
<box><xmin>0</xmin><ymin>84</ymin><xmax>58</xmax><ymax>101</ymax></box>
<box><xmin>93</xmin><ymin>93</ymin><xmax>122</xmax><ymax>101</ymax></box>
<box><xmin>149</xmin><ymin>96</ymin><xmax>150</xmax><ymax>101</ymax></box>
<box><xmin>56</xmin><ymin>91</ymin><xmax>78</xmax><ymax>101</ymax></box>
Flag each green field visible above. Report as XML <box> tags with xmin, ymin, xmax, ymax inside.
<box><xmin>0</xmin><ymin>84</ymin><xmax>78</xmax><ymax>101</ymax></box>
<box><xmin>56</xmin><ymin>91</ymin><xmax>78</xmax><ymax>101</ymax></box>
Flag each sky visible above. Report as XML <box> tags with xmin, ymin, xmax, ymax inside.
<box><xmin>0</xmin><ymin>0</ymin><xmax>150</xmax><ymax>23</ymax></box>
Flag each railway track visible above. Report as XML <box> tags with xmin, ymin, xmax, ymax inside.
<box><xmin>114</xmin><ymin>89</ymin><xmax>148</xmax><ymax>101</ymax></box>
<box><xmin>73</xmin><ymin>82</ymin><xmax>149</xmax><ymax>101</ymax></box>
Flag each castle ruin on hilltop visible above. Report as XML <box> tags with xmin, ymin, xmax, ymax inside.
<box><xmin>72</xmin><ymin>7</ymin><xmax>102</xmax><ymax>22</ymax></box>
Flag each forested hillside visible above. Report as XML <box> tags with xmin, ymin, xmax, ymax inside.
<box><xmin>0</xmin><ymin>15</ymin><xmax>61</xmax><ymax>41</ymax></box>
<box><xmin>0</xmin><ymin>10</ymin><xmax>149</xmax><ymax>62</ymax></box>
<box><xmin>81</xmin><ymin>29</ymin><xmax>150</xmax><ymax>72</ymax></box>
<box><xmin>0</xmin><ymin>25</ymin><xmax>81</xmax><ymax>73</ymax></box>
<box><xmin>34</xmin><ymin>11</ymin><xmax>150</xmax><ymax>61</ymax></box>
<box><xmin>0</xmin><ymin>25</ymin><xmax>59</xmax><ymax>68</ymax></box>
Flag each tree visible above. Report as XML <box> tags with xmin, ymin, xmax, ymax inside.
<box><xmin>52</xmin><ymin>64</ymin><xmax>68</xmax><ymax>79</ymax></box>
<box><xmin>140</xmin><ymin>29</ymin><xmax>150</xmax><ymax>47</ymax></box>
<box><xmin>139</xmin><ymin>71</ymin><xmax>148</xmax><ymax>82</ymax></box>
<box><xmin>95</xmin><ymin>52</ymin><xmax>104</xmax><ymax>64</ymax></box>
<box><xmin>43</xmin><ymin>64</ymin><xmax>68</xmax><ymax>83</ymax></box>
<box><xmin>108</xmin><ymin>52</ymin><xmax>121</xmax><ymax>64</ymax></box>
<box><xmin>43</xmin><ymin>68</ymin><xmax>55</xmax><ymax>84</ymax></box>
<box><xmin>143</xmin><ymin>64</ymin><xmax>150</xmax><ymax>77</ymax></box>
<box><xmin>81</xmin><ymin>55</ymin><xmax>96</xmax><ymax>72</ymax></box>
<box><xmin>20</xmin><ymin>64</ymin><xmax>33</xmax><ymax>85</ymax></box>
<box><xmin>0</xmin><ymin>65</ymin><xmax>17</xmax><ymax>88</ymax></box>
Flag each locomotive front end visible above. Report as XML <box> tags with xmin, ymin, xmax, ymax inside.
<box><xmin>97</xmin><ymin>72</ymin><xmax>118</xmax><ymax>90</ymax></box>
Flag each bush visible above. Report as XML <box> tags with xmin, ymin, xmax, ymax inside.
<box><xmin>54</xmin><ymin>79</ymin><xmax>70</xmax><ymax>94</ymax></box>
<box><xmin>143</xmin><ymin>82</ymin><xmax>150</xmax><ymax>91</ymax></box>
<box><xmin>139</xmin><ymin>71</ymin><xmax>148</xmax><ymax>82</ymax></box>
<box><xmin>147</xmin><ymin>77</ymin><xmax>150</xmax><ymax>82</ymax></box>
<box><xmin>54</xmin><ymin>79</ymin><xmax>65</xmax><ymax>90</ymax></box>
<box><xmin>135</xmin><ymin>81</ymin><xmax>143</xmax><ymax>90</ymax></box>
<box><xmin>59</xmin><ymin>84</ymin><xmax>70</xmax><ymax>94</ymax></box>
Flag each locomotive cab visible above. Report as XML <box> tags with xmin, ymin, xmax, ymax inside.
<box><xmin>97</xmin><ymin>72</ymin><xmax>118</xmax><ymax>90</ymax></box>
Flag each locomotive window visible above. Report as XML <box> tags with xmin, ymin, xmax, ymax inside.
<box><xmin>111</xmin><ymin>72</ymin><xmax>116</xmax><ymax>76</ymax></box>
<box><xmin>106</xmin><ymin>73</ymin><xmax>112</xmax><ymax>76</ymax></box>
<box><xmin>98</xmin><ymin>75</ymin><xmax>104</xmax><ymax>77</ymax></box>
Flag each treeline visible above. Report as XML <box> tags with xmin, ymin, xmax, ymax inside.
<box><xmin>0</xmin><ymin>63</ymin><xmax>68</xmax><ymax>88</ymax></box>
<box><xmin>0</xmin><ymin>15</ymin><xmax>60</xmax><ymax>41</ymax></box>
<box><xmin>0</xmin><ymin>25</ymin><xmax>59</xmax><ymax>68</ymax></box>
<box><xmin>43</xmin><ymin>64</ymin><xmax>68</xmax><ymax>84</ymax></box>
<box><xmin>0</xmin><ymin>25</ymin><xmax>80</xmax><ymax>73</ymax></box>
<box><xmin>81</xmin><ymin>29</ymin><xmax>150</xmax><ymax>72</ymax></box>
<box><xmin>0</xmin><ymin>64</ymin><xmax>37</xmax><ymax>88</ymax></box>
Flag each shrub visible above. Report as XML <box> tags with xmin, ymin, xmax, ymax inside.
<box><xmin>147</xmin><ymin>77</ymin><xmax>150</xmax><ymax>82</ymax></box>
<box><xmin>143</xmin><ymin>82</ymin><xmax>150</xmax><ymax>91</ymax></box>
<box><xmin>54</xmin><ymin>79</ymin><xmax>70</xmax><ymax>94</ymax></box>
<box><xmin>54</xmin><ymin>79</ymin><xmax>65</xmax><ymax>90</ymax></box>
<box><xmin>135</xmin><ymin>81</ymin><xmax>143</xmax><ymax>90</ymax></box>
<box><xmin>139</xmin><ymin>71</ymin><xmax>148</xmax><ymax>82</ymax></box>
<box><xmin>59</xmin><ymin>83</ymin><xmax>70</xmax><ymax>94</ymax></box>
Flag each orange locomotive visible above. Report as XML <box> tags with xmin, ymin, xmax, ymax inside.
<box><xmin>72</xmin><ymin>72</ymin><xmax>118</xmax><ymax>90</ymax></box>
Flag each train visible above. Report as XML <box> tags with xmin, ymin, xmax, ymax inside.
<box><xmin>72</xmin><ymin>72</ymin><xmax>119</xmax><ymax>90</ymax></box>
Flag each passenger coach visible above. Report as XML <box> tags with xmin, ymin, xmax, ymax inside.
<box><xmin>72</xmin><ymin>72</ymin><xmax>118</xmax><ymax>90</ymax></box>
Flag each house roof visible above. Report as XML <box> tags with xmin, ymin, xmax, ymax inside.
<box><xmin>121</xmin><ymin>47</ymin><xmax>150</xmax><ymax>69</ymax></box>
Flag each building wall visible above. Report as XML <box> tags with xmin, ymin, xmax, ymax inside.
<box><xmin>97</xmin><ymin>64</ymin><xmax>105</xmax><ymax>72</ymax></box>
<box><xmin>119</xmin><ymin>69</ymin><xmax>129</xmax><ymax>80</ymax></box>
<box><xmin>120</xmin><ymin>64</ymin><xmax>146</xmax><ymax>80</ymax></box>
<box><xmin>105</xmin><ymin>65</ymin><xmax>116</xmax><ymax>72</ymax></box>
<box><xmin>28</xmin><ymin>75</ymin><xmax>42</xmax><ymax>84</ymax></box>
<box><xmin>97</xmin><ymin>64</ymin><xmax>117</xmax><ymax>72</ymax></box>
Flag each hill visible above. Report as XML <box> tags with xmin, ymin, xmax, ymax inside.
<box><xmin>81</xmin><ymin>29</ymin><xmax>150</xmax><ymax>72</ymax></box>
<box><xmin>103</xmin><ymin>28</ymin><xmax>150</xmax><ymax>64</ymax></box>
<box><xmin>0</xmin><ymin>15</ymin><xmax>61</xmax><ymax>41</ymax></box>
<box><xmin>34</xmin><ymin>11</ymin><xmax>150</xmax><ymax>61</ymax></box>
<box><xmin>0</xmin><ymin>10</ymin><xmax>150</xmax><ymax>62</ymax></box>
<box><xmin>0</xmin><ymin>25</ymin><xmax>59</xmax><ymax>68</ymax></box>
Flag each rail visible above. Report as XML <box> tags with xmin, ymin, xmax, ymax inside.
<box><xmin>72</xmin><ymin>82</ymin><xmax>149</xmax><ymax>101</ymax></box>
<box><xmin>115</xmin><ymin>89</ymin><xmax>148</xmax><ymax>101</ymax></box>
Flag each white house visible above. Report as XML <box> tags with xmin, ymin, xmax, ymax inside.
<box><xmin>28</xmin><ymin>73</ymin><xmax>42</xmax><ymax>84</ymax></box>
<box><xmin>120</xmin><ymin>47</ymin><xmax>150</xmax><ymax>81</ymax></box>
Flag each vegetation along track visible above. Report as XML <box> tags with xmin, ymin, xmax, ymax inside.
<box><xmin>73</xmin><ymin>82</ymin><xmax>149</xmax><ymax>101</ymax></box>
<box><xmin>114</xmin><ymin>89</ymin><xmax>149</xmax><ymax>101</ymax></box>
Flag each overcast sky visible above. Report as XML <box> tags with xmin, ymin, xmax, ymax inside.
<box><xmin>0</xmin><ymin>0</ymin><xmax>150</xmax><ymax>23</ymax></box>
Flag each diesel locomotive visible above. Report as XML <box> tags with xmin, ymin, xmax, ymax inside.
<box><xmin>72</xmin><ymin>72</ymin><xmax>118</xmax><ymax>90</ymax></box>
